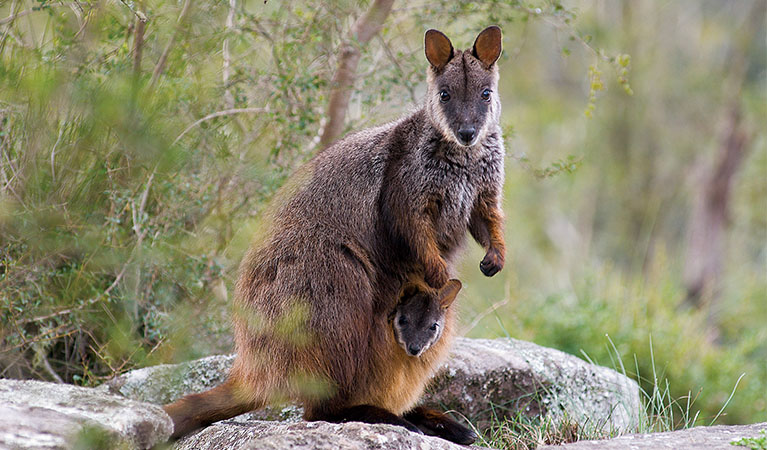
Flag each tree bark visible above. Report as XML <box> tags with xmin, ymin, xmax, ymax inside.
<box><xmin>318</xmin><ymin>0</ymin><xmax>395</xmax><ymax>149</ymax></box>
<box><xmin>131</xmin><ymin>5</ymin><xmax>146</xmax><ymax>79</ymax></box>
<box><xmin>683</xmin><ymin>106</ymin><xmax>750</xmax><ymax>306</ymax></box>
<box><xmin>682</xmin><ymin>0</ymin><xmax>763</xmax><ymax>308</ymax></box>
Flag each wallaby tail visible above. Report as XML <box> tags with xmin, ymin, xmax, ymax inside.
<box><xmin>163</xmin><ymin>378</ymin><xmax>259</xmax><ymax>439</ymax></box>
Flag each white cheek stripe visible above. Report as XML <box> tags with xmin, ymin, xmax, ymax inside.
<box><xmin>426</xmin><ymin>70</ymin><xmax>463</xmax><ymax>146</ymax></box>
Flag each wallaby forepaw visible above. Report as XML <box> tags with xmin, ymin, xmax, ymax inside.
<box><xmin>479</xmin><ymin>248</ymin><xmax>504</xmax><ymax>277</ymax></box>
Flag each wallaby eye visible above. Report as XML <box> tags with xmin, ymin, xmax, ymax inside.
<box><xmin>439</xmin><ymin>90</ymin><xmax>450</xmax><ymax>103</ymax></box>
<box><xmin>481</xmin><ymin>89</ymin><xmax>491</xmax><ymax>101</ymax></box>
<box><xmin>398</xmin><ymin>316</ymin><xmax>408</xmax><ymax>326</ymax></box>
<box><xmin>429</xmin><ymin>323</ymin><xmax>438</xmax><ymax>331</ymax></box>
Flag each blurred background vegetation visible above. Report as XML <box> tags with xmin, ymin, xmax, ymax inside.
<box><xmin>1</xmin><ymin>0</ymin><xmax>764</xmax><ymax>432</ymax></box>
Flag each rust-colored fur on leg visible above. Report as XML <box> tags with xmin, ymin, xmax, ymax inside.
<box><xmin>383</xmin><ymin>192</ymin><xmax>450</xmax><ymax>289</ymax></box>
<box><xmin>163</xmin><ymin>379</ymin><xmax>259</xmax><ymax>439</ymax></box>
<box><xmin>469</xmin><ymin>190</ymin><xmax>506</xmax><ymax>277</ymax></box>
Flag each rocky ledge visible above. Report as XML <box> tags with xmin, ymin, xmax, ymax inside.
<box><xmin>104</xmin><ymin>338</ymin><xmax>642</xmax><ymax>435</ymax></box>
<box><xmin>540</xmin><ymin>422</ymin><xmax>767</xmax><ymax>450</ymax></box>
<box><xmin>0</xmin><ymin>379</ymin><xmax>172</xmax><ymax>449</ymax></box>
<box><xmin>2</xmin><ymin>337</ymin><xmax>645</xmax><ymax>449</ymax></box>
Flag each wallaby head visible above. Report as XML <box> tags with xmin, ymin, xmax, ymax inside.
<box><xmin>391</xmin><ymin>279</ymin><xmax>462</xmax><ymax>357</ymax></box>
<box><xmin>424</xmin><ymin>26</ymin><xmax>503</xmax><ymax>147</ymax></box>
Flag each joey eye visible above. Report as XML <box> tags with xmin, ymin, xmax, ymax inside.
<box><xmin>429</xmin><ymin>323</ymin><xmax>439</xmax><ymax>331</ymax></box>
<box><xmin>398</xmin><ymin>317</ymin><xmax>408</xmax><ymax>326</ymax></box>
<box><xmin>481</xmin><ymin>89</ymin><xmax>491</xmax><ymax>101</ymax></box>
<box><xmin>439</xmin><ymin>90</ymin><xmax>450</xmax><ymax>103</ymax></box>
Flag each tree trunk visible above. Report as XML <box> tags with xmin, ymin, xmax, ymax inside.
<box><xmin>682</xmin><ymin>0</ymin><xmax>763</xmax><ymax>309</ymax></box>
<box><xmin>318</xmin><ymin>0</ymin><xmax>395</xmax><ymax>149</ymax></box>
<box><xmin>683</xmin><ymin>106</ymin><xmax>750</xmax><ymax>306</ymax></box>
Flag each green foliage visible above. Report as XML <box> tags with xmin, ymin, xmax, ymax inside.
<box><xmin>732</xmin><ymin>430</ymin><xmax>767</xmax><ymax>450</ymax></box>
<box><xmin>71</xmin><ymin>425</ymin><xmax>128</xmax><ymax>450</ymax></box>
<box><xmin>516</xmin><ymin>155</ymin><xmax>583</xmax><ymax>179</ymax></box>
<box><xmin>0</xmin><ymin>0</ymin><xmax>618</xmax><ymax>384</ymax></box>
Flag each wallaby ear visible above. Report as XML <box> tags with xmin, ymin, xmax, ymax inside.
<box><xmin>472</xmin><ymin>25</ymin><xmax>502</xmax><ymax>67</ymax></box>
<box><xmin>438</xmin><ymin>279</ymin><xmax>462</xmax><ymax>309</ymax></box>
<box><xmin>425</xmin><ymin>29</ymin><xmax>454</xmax><ymax>70</ymax></box>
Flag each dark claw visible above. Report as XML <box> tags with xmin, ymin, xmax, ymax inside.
<box><xmin>453</xmin><ymin>427</ymin><xmax>479</xmax><ymax>445</ymax></box>
<box><xmin>407</xmin><ymin>423</ymin><xmax>425</xmax><ymax>434</ymax></box>
<box><xmin>480</xmin><ymin>258</ymin><xmax>500</xmax><ymax>277</ymax></box>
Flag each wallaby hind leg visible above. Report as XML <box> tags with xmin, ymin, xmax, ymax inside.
<box><xmin>163</xmin><ymin>379</ymin><xmax>258</xmax><ymax>439</ymax></box>
<box><xmin>404</xmin><ymin>406</ymin><xmax>478</xmax><ymax>445</ymax></box>
<box><xmin>310</xmin><ymin>404</ymin><xmax>422</xmax><ymax>434</ymax></box>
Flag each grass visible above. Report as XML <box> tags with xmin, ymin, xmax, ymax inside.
<box><xmin>475</xmin><ymin>330</ymin><xmax>750</xmax><ymax>449</ymax></box>
<box><xmin>479</xmin><ymin>414</ymin><xmax>588</xmax><ymax>449</ymax></box>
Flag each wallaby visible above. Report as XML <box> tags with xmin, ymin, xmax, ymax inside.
<box><xmin>164</xmin><ymin>26</ymin><xmax>505</xmax><ymax>444</ymax></box>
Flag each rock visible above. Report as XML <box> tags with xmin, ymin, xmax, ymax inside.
<box><xmin>105</xmin><ymin>338</ymin><xmax>640</xmax><ymax>433</ymax></box>
<box><xmin>422</xmin><ymin>338</ymin><xmax>641</xmax><ymax>433</ymax></box>
<box><xmin>100</xmin><ymin>354</ymin><xmax>236</xmax><ymax>406</ymax></box>
<box><xmin>0</xmin><ymin>379</ymin><xmax>172</xmax><ymax>449</ymax></box>
<box><xmin>538</xmin><ymin>422</ymin><xmax>767</xmax><ymax>449</ymax></box>
<box><xmin>100</xmin><ymin>354</ymin><xmax>298</xmax><ymax>422</ymax></box>
<box><xmin>174</xmin><ymin>419</ymin><xmax>482</xmax><ymax>450</ymax></box>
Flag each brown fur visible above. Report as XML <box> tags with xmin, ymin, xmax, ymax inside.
<box><xmin>163</xmin><ymin>26</ymin><xmax>505</xmax><ymax>443</ymax></box>
<box><xmin>365</xmin><ymin>278</ymin><xmax>460</xmax><ymax>415</ymax></box>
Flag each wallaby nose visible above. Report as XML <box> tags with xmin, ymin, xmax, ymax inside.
<box><xmin>457</xmin><ymin>127</ymin><xmax>476</xmax><ymax>145</ymax></box>
<box><xmin>408</xmin><ymin>344</ymin><xmax>422</xmax><ymax>356</ymax></box>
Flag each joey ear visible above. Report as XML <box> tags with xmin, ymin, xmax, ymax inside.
<box><xmin>438</xmin><ymin>279</ymin><xmax>462</xmax><ymax>308</ymax></box>
<box><xmin>399</xmin><ymin>282</ymin><xmax>421</xmax><ymax>300</ymax></box>
<box><xmin>472</xmin><ymin>25</ymin><xmax>502</xmax><ymax>67</ymax></box>
<box><xmin>425</xmin><ymin>29</ymin><xmax>454</xmax><ymax>70</ymax></box>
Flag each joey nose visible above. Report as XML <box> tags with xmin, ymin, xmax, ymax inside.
<box><xmin>457</xmin><ymin>127</ymin><xmax>476</xmax><ymax>145</ymax></box>
<box><xmin>408</xmin><ymin>344</ymin><xmax>422</xmax><ymax>356</ymax></box>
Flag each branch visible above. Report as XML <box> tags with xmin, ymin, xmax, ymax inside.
<box><xmin>50</xmin><ymin>122</ymin><xmax>65</xmax><ymax>183</ymax></box>
<box><xmin>19</xmin><ymin>263</ymin><xmax>129</xmax><ymax>325</ymax></box>
<box><xmin>119</xmin><ymin>0</ymin><xmax>148</xmax><ymax>23</ymax></box>
<box><xmin>131</xmin><ymin>3</ymin><xmax>147</xmax><ymax>78</ymax></box>
<box><xmin>223</xmin><ymin>0</ymin><xmax>237</xmax><ymax>109</ymax></box>
<box><xmin>0</xmin><ymin>0</ymin><xmax>20</xmax><ymax>56</ymax></box>
<box><xmin>318</xmin><ymin>0</ymin><xmax>395</xmax><ymax>149</ymax></box>
<box><xmin>0</xmin><ymin>1</ymin><xmax>71</xmax><ymax>26</ymax></box>
<box><xmin>149</xmin><ymin>0</ymin><xmax>192</xmax><ymax>89</ymax></box>
<box><xmin>377</xmin><ymin>34</ymin><xmax>416</xmax><ymax>104</ymax></box>
<box><xmin>37</xmin><ymin>348</ymin><xmax>65</xmax><ymax>383</ymax></box>
<box><xmin>173</xmin><ymin>107</ymin><xmax>266</xmax><ymax>145</ymax></box>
